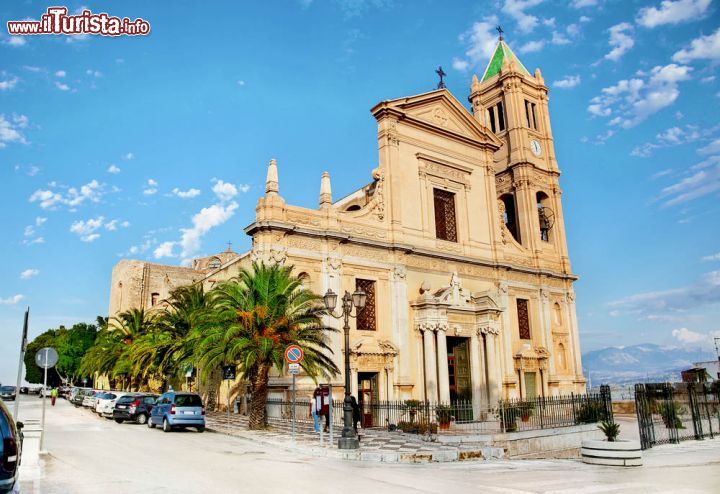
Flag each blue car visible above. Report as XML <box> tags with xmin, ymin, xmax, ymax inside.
<box><xmin>148</xmin><ymin>392</ymin><xmax>205</xmax><ymax>433</ymax></box>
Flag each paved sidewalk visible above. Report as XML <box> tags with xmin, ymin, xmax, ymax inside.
<box><xmin>206</xmin><ymin>412</ymin><xmax>501</xmax><ymax>462</ymax></box>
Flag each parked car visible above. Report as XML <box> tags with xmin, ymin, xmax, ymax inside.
<box><xmin>95</xmin><ymin>392</ymin><xmax>126</xmax><ymax>416</ymax></box>
<box><xmin>18</xmin><ymin>387</ymin><xmax>28</xmax><ymax>395</ymax></box>
<box><xmin>38</xmin><ymin>387</ymin><xmax>51</xmax><ymax>398</ymax></box>
<box><xmin>148</xmin><ymin>392</ymin><xmax>205</xmax><ymax>433</ymax></box>
<box><xmin>113</xmin><ymin>394</ymin><xmax>157</xmax><ymax>425</ymax></box>
<box><xmin>82</xmin><ymin>391</ymin><xmax>102</xmax><ymax>408</ymax></box>
<box><xmin>28</xmin><ymin>387</ymin><xmax>41</xmax><ymax>395</ymax></box>
<box><xmin>0</xmin><ymin>387</ymin><xmax>16</xmax><ymax>402</ymax></box>
<box><xmin>0</xmin><ymin>399</ymin><xmax>22</xmax><ymax>494</ymax></box>
<box><xmin>70</xmin><ymin>388</ymin><xmax>92</xmax><ymax>407</ymax></box>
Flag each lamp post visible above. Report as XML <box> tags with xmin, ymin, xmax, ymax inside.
<box><xmin>323</xmin><ymin>287</ymin><xmax>366</xmax><ymax>449</ymax></box>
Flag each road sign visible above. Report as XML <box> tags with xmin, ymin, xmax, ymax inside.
<box><xmin>285</xmin><ymin>345</ymin><xmax>303</xmax><ymax>364</ymax></box>
<box><xmin>35</xmin><ymin>347</ymin><xmax>58</xmax><ymax>369</ymax></box>
<box><xmin>288</xmin><ymin>363</ymin><xmax>300</xmax><ymax>375</ymax></box>
<box><xmin>222</xmin><ymin>365</ymin><xmax>236</xmax><ymax>380</ymax></box>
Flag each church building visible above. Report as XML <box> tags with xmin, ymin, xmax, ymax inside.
<box><xmin>108</xmin><ymin>39</ymin><xmax>587</xmax><ymax>410</ymax></box>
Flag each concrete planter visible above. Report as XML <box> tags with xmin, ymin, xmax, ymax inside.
<box><xmin>581</xmin><ymin>439</ymin><xmax>642</xmax><ymax>466</ymax></box>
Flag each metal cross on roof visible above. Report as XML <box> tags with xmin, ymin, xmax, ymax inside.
<box><xmin>435</xmin><ymin>66</ymin><xmax>446</xmax><ymax>89</ymax></box>
<box><xmin>226</xmin><ymin>241</ymin><xmax>233</xmax><ymax>251</ymax></box>
<box><xmin>496</xmin><ymin>25</ymin><xmax>504</xmax><ymax>41</ymax></box>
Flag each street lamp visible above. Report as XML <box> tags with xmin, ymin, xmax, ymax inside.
<box><xmin>323</xmin><ymin>287</ymin><xmax>366</xmax><ymax>449</ymax></box>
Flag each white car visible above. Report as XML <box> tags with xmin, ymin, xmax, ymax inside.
<box><xmin>82</xmin><ymin>390</ymin><xmax>101</xmax><ymax>408</ymax></box>
<box><xmin>95</xmin><ymin>392</ymin><xmax>126</xmax><ymax>416</ymax></box>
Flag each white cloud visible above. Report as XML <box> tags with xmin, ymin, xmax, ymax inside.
<box><xmin>172</xmin><ymin>187</ymin><xmax>201</xmax><ymax>199</ymax></box>
<box><xmin>143</xmin><ymin>179</ymin><xmax>158</xmax><ymax>196</ymax></box>
<box><xmin>519</xmin><ymin>40</ymin><xmax>544</xmax><ymax>53</ymax></box>
<box><xmin>153</xmin><ymin>241</ymin><xmax>176</xmax><ymax>259</ymax></box>
<box><xmin>631</xmin><ymin>123</ymin><xmax>716</xmax><ymax>157</ymax></box>
<box><xmin>672</xmin><ymin>327</ymin><xmax>719</xmax><ymax>345</ymax></box>
<box><xmin>238</xmin><ymin>184</ymin><xmax>251</xmax><ymax>193</ymax></box>
<box><xmin>20</xmin><ymin>269</ymin><xmax>39</xmax><ymax>280</ymax></box>
<box><xmin>23</xmin><ymin>225</ymin><xmax>35</xmax><ymax>237</ymax></box>
<box><xmin>55</xmin><ymin>70</ymin><xmax>66</xmax><ymax>77</ymax></box>
<box><xmin>551</xmin><ymin>31</ymin><xmax>570</xmax><ymax>45</ymax></box>
<box><xmin>0</xmin><ymin>294</ymin><xmax>24</xmax><ymax>305</ymax></box>
<box><xmin>637</xmin><ymin>0</ymin><xmax>711</xmax><ymax>28</ymax></box>
<box><xmin>3</xmin><ymin>36</ymin><xmax>26</xmax><ymax>47</ymax></box>
<box><xmin>0</xmin><ymin>76</ymin><xmax>19</xmax><ymax>91</ymax></box>
<box><xmin>658</xmin><ymin>156</ymin><xmax>720</xmax><ymax>206</ymax></box>
<box><xmin>180</xmin><ymin>202</ymin><xmax>238</xmax><ymax>260</ymax></box>
<box><xmin>237</xmin><ymin>80</ymin><xmax>245</xmax><ymax>86</ymax></box>
<box><xmin>22</xmin><ymin>237</ymin><xmax>44</xmax><ymax>246</ymax></box>
<box><xmin>609</xmin><ymin>270</ymin><xmax>720</xmax><ymax>318</ymax></box>
<box><xmin>542</xmin><ymin>17</ymin><xmax>555</xmax><ymax>28</ymax></box>
<box><xmin>553</xmin><ymin>75</ymin><xmax>581</xmax><ymax>89</ymax></box>
<box><xmin>86</xmin><ymin>69</ymin><xmax>101</xmax><ymax>77</ymax></box>
<box><xmin>502</xmin><ymin>0</ymin><xmax>544</xmax><ymax>34</ymax></box>
<box><xmin>588</xmin><ymin>64</ymin><xmax>692</xmax><ymax>128</ymax></box>
<box><xmin>698</xmin><ymin>139</ymin><xmax>720</xmax><ymax>155</ymax></box>
<box><xmin>702</xmin><ymin>252</ymin><xmax>720</xmax><ymax>262</ymax></box>
<box><xmin>455</xmin><ymin>17</ymin><xmax>499</xmax><ymax>71</ymax></box>
<box><xmin>580</xmin><ymin>15</ymin><xmax>591</xmax><ymax>22</ymax></box>
<box><xmin>701</xmin><ymin>76</ymin><xmax>716</xmax><ymax>84</ymax></box>
<box><xmin>55</xmin><ymin>82</ymin><xmax>71</xmax><ymax>91</ymax></box>
<box><xmin>451</xmin><ymin>58</ymin><xmax>469</xmax><ymax>71</ymax></box>
<box><xmin>70</xmin><ymin>217</ymin><xmax>104</xmax><ymax>242</ymax></box>
<box><xmin>104</xmin><ymin>219</ymin><xmax>129</xmax><ymax>231</ymax></box>
<box><xmin>123</xmin><ymin>152</ymin><xmax>134</xmax><ymax>160</ymax></box>
<box><xmin>673</xmin><ymin>27</ymin><xmax>720</xmax><ymax>64</ymax></box>
<box><xmin>571</xmin><ymin>0</ymin><xmax>599</xmax><ymax>7</ymax></box>
<box><xmin>107</xmin><ymin>164</ymin><xmax>121</xmax><ymax>174</ymax></box>
<box><xmin>212</xmin><ymin>180</ymin><xmax>238</xmax><ymax>201</ymax></box>
<box><xmin>0</xmin><ymin>114</ymin><xmax>29</xmax><ymax>148</ymax></box>
<box><xmin>604</xmin><ymin>22</ymin><xmax>634</xmax><ymax>62</ymax></box>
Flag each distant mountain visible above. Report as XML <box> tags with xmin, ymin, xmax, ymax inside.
<box><xmin>582</xmin><ymin>343</ymin><xmax>715</xmax><ymax>385</ymax></box>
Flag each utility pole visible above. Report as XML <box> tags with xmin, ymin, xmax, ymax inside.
<box><xmin>714</xmin><ymin>337</ymin><xmax>720</xmax><ymax>381</ymax></box>
<box><xmin>13</xmin><ymin>308</ymin><xmax>29</xmax><ymax>420</ymax></box>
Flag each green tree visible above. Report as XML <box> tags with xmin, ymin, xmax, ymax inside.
<box><xmin>195</xmin><ymin>262</ymin><xmax>339</xmax><ymax>429</ymax></box>
<box><xmin>24</xmin><ymin>322</ymin><xmax>98</xmax><ymax>385</ymax></box>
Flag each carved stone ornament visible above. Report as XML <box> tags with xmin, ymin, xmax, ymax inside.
<box><xmin>393</xmin><ymin>264</ymin><xmax>407</xmax><ymax>280</ymax></box>
<box><xmin>326</xmin><ymin>256</ymin><xmax>342</xmax><ymax>274</ymax></box>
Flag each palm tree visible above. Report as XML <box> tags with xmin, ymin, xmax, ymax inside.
<box><xmin>195</xmin><ymin>262</ymin><xmax>339</xmax><ymax>429</ymax></box>
<box><xmin>131</xmin><ymin>285</ymin><xmax>212</xmax><ymax>391</ymax></box>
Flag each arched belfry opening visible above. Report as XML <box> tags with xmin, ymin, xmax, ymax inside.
<box><xmin>500</xmin><ymin>193</ymin><xmax>521</xmax><ymax>244</ymax></box>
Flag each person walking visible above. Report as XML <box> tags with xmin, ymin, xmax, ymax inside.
<box><xmin>50</xmin><ymin>387</ymin><xmax>58</xmax><ymax>406</ymax></box>
<box><xmin>310</xmin><ymin>394</ymin><xmax>320</xmax><ymax>432</ymax></box>
<box><xmin>350</xmin><ymin>395</ymin><xmax>361</xmax><ymax>435</ymax></box>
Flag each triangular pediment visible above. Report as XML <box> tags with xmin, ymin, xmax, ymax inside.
<box><xmin>371</xmin><ymin>89</ymin><xmax>502</xmax><ymax>150</ymax></box>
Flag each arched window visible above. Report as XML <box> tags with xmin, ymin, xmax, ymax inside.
<box><xmin>553</xmin><ymin>302</ymin><xmax>563</xmax><ymax>326</ymax></box>
<box><xmin>500</xmin><ymin>193</ymin><xmax>521</xmax><ymax>243</ymax></box>
<box><xmin>536</xmin><ymin>192</ymin><xmax>552</xmax><ymax>242</ymax></box>
<box><xmin>151</xmin><ymin>292</ymin><xmax>160</xmax><ymax>306</ymax></box>
<box><xmin>207</xmin><ymin>257</ymin><xmax>221</xmax><ymax>269</ymax></box>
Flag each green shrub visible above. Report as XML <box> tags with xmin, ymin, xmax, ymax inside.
<box><xmin>576</xmin><ymin>400</ymin><xmax>603</xmax><ymax>424</ymax></box>
<box><xmin>657</xmin><ymin>401</ymin><xmax>687</xmax><ymax>429</ymax></box>
<box><xmin>598</xmin><ymin>420</ymin><xmax>620</xmax><ymax>441</ymax></box>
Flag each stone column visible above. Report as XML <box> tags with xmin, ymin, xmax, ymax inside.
<box><xmin>321</xmin><ymin>257</ymin><xmax>344</xmax><ymax>380</ymax></box>
<box><xmin>436</xmin><ymin>327</ymin><xmax>451</xmax><ymax>403</ymax></box>
<box><xmin>385</xmin><ymin>366</ymin><xmax>395</xmax><ymax>401</ymax></box>
<box><xmin>423</xmin><ymin>328</ymin><xmax>438</xmax><ymax>402</ymax></box>
<box><xmin>378</xmin><ymin>365</ymin><xmax>386</xmax><ymax>401</ymax></box>
<box><xmin>565</xmin><ymin>293</ymin><xmax>584</xmax><ymax>382</ymax></box>
<box><xmin>390</xmin><ymin>266</ymin><xmax>410</xmax><ymax>382</ymax></box>
<box><xmin>469</xmin><ymin>331</ymin><xmax>483</xmax><ymax>416</ymax></box>
<box><xmin>485</xmin><ymin>332</ymin><xmax>500</xmax><ymax>404</ymax></box>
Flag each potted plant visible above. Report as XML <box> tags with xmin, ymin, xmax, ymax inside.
<box><xmin>404</xmin><ymin>399</ymin><xmax>421</xmax><ymax>424</ymax></box>
<box><xmin>436</xmin><ymin>404</ymin><xmax>453</xmax><ymax>429</ymax></box>
<box><xmin>581</xmin><ymin>420</ymin><xmax>642</xmax><ymax>466</ymax></box>
<box><xmin>517</xmin><ymin>400</ymin><xmax>535</xmax><ymax>422</ymax></box>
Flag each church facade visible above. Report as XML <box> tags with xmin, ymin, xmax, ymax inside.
<box><xmin>108</xmin><ymin>41</ymin><xmax>586</xmax><ymax>408</ymax></box>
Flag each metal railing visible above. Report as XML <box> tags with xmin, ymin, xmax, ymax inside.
<box><xmin>261</xmin><ymin>388</ymin><xmax>612</xmax><ymax>435</ymax></box>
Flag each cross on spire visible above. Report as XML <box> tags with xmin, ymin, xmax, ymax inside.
<box><xmin>496</xmin><ymin>25</ymin><xmax>504</xmax><ymax>41</ymax></box>
<box><xmin>435</xmin><ymin>66</ymin><xmax>446</xmax><ymax>89</ymax></box>
<box><xmin>226</xmin><ymin>241</ymin><xmax>233</xmax><ymax>252</ymax></box>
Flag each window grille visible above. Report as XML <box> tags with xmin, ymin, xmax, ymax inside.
<box><xmin>356</xmin><ymin>279</ymin><xmax>376</xmax><ymax>330</ymax></box>
<box><xmin>517</xmin><ymin>298</ymin><xmax>531</xmax><ymax>339</ymax></box>
<box><xmin>434</xmin><ymin>189</ymin><xmax>457</xmax><ymax>242</ymax></box>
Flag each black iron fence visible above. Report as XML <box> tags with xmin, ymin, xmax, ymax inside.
<box><xmin>262</xmin><ymin>387</ymin><xmax>612</xmax><ymax>435</ymax></box>
<box><xmin>635</xmin><ymin>381</ymin><xmax>720</xmax><ymax>450</ymax></box>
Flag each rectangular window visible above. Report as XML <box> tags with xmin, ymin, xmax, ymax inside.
<box><xmin>525</xmin><ymin>100</ymin><xmax>531</xmax><ymax>128</ymax></box>
<box><xmin>487</xmin><ymin>107</ymin><xmax>496</xmax><ymax>133</ymax></box>
<box><xmin>356</xmin><ymin>279</ymin><xmax>376</xmax><ymax>330</ymax></box>
<box><xmin>433</xmin><ymin>188</ymin><xmax>457</xmax><ymax>242</ymax></box>
<box><xmin>531</xmin><ymin>103</ymin><xmax>537</xmax><ymax>130</ymax></box>
<box><xmin>496</xmin><ymin>102</ymin><xmax>505</xmax><ymax>131</ymax></box>
<box><xmin>517</xmin><ymin>298</ymin><xmax>531</xmax><ymax>340</ymax></box>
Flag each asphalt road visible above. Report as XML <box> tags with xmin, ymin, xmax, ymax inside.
<box><xmin>11</xmin><ymin>394</ymin><xmax>720</xmax><ymax>493</ymax></box>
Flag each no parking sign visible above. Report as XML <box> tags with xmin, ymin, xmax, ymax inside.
<box><xmin>284</xmin><ymin>345</ymin><xmax>303</xmax><ymax>364</ymax></box>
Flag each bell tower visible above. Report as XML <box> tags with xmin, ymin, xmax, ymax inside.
<box><xmin>468</xmin><ymin>37</ymin><xmax>570</xmax><ymax>272</ymax></box>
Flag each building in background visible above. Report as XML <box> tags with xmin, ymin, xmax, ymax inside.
<box><xmin>108</xmin><ymin>39</ymin><xmax>586</xmax><ymax>410</ymax></box>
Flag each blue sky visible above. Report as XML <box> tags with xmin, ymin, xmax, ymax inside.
<box><xmin>1</xmin><ymin>0</ymin><xmax>719</xmax><ymax>383</ymax></box>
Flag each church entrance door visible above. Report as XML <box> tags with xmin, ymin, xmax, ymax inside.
<box><xmin>447</xmin><ymin>337</ymin><xmax>472</xmax><ymax>402</ymax></box>
<box><xmin>358</xmin><ymin>372</ymin><xmax>378</xmax><ymax>427</ymax></box>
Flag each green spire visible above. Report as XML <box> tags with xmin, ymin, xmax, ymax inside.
<box><xmin>480</xmin><ymin>41</ymin><xmax>531</xmax><ymax>82</ymax></box>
